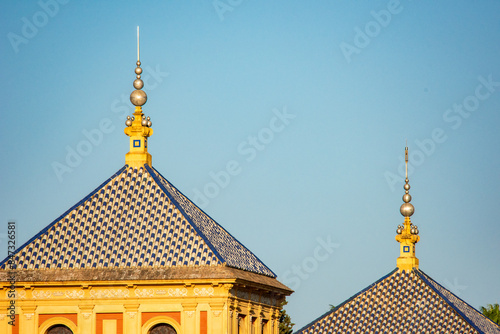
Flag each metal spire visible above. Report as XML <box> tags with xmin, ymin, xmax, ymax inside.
<box><xmin>124</xmin><ymin>26</ymin><xmax>153</xmax><ymax>168</ymax></box>
<box><xmin>395</xmin><ymin>145</ymin><xmax>420</xmax><ymax>271</ymax></box>
<box><xmin>400</xmin><ymin>146</ymin><xmax>415</xmax><ymax>218</ymax></box>
<box><xmin>130</xmin><ymin>26</ymin><xmax>147</xmax><ymax>107</ymax></box>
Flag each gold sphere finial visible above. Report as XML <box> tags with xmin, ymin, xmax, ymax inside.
<box><xmin>130</xmin><ymin>89</ymin><xmax>147</xmax><ymax>106</ymax></box>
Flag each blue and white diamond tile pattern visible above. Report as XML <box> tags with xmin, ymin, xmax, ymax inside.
<box><xmin>419</xmin><ymin>270</ymin><xmax>500</xmax><ymax>334</ymax></box>
<box><xmin>147</xmin><ymin>165</ymin><xmax>275</xmax><ymax>277</ymax></box>
<box><xmin>2</xmin><ymin>165</ymin><xmax>274</xmax><ymax>277</ymax></box>
<box><xmin>296</xmin><ymin>269</ymin><xmax>500</xmax><ymax>334</ymax></box>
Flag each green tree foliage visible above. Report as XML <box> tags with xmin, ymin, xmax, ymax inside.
<box><xmin>480</xmin><ymin>303</ymin><xmax>500</xmax><ymax>325</ymax></box>
<box><xmin>279</xmin><ymin>300</ymin><xmax>295</xmax><ymax>334</ymax></box>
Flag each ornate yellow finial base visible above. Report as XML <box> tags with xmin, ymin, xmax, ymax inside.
<box><xmin>395</xmin><ymin>217</ymin><xmax>420</xmax><ymax>271</ymax></box>
<box><xmin>125</xmin><ymin>152</ymin><xmax>152</xmax><ymax>168</ymax></box>
<box><xmin>124</xmin><ymin>106</ymin><xmax>153</xmax><ymax>167</ymax></box>
<box><xmin>397</xmin><ymin>257</ymin><xmax>419</xmax><ymax>271</ymax></box>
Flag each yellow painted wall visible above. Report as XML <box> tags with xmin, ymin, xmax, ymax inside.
<box><xmin>0</xmin><ymin>278</ymin><xmax>285</xmax><ymax>334</ymax></box>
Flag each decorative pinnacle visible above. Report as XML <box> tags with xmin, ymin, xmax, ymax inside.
<box><xmin>400</xmin><ymin>146</ymin><xmax>415</xmax><ymax>217</ymax></box>
<box><xmin>124</xmin><ymin>27</ymin><xmax>153</xmax><ymax>168</ymax></box>
<box><xmin>395</xmin><ymin>145</ymin><xmax>420</xmax><ymax>270</ymax></box>
<box><xmin>396</xmin><ymin>147</ymin><xmax>419</xmax><ymax>238</ymax></box>
<box><xmin>130</xmin><ymin>26</ymin><xmax>147</xmax><ymax>107</ymax></box>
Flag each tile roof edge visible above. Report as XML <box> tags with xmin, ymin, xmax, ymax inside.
<box><xmin>294</xmin><ymin>268</ymin><xmax>399</xmax><ymax>334</ymax></box>
<box><xmin>0</xmin><ymin>165</ymin><xmax>129</xmax><ymax>269</ymax></box>
<box><xmin>415</xmin><ymin>268</ymin><xmax>500</xmax><ymax>333</ymax></box>
<box><xmin>144</xmin><ymin>164</ymin><xmax>226</xmax><ymax>266</ymax></box>
<box><xmin>0</xmin><ymin>265</ymin><xmax>284</xmax><ymax>286</ymax></box>
<box><xmin>146</xmin><ymin>164</ymin><xmax>277</xmax><ymax>278</ymax></box>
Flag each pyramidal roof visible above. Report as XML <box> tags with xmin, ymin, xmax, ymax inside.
<box><xmin>296</xmin><ymin>269</ymin><xmax>500</xmax><ymax>334</ymax></box>
<box><xmin>296</xmin><ymin>147</ymin><xmax>500</xmax><ymax>333</ymax></box>
<box><xmin>0</xmin><ymin>164</ymin><xmax>275</xmax><ymax>278</ymax></box>
<box><xmin>0</xmin><ymin>29</ymin><xmax>283</xmax><ymax>286</ymax></box>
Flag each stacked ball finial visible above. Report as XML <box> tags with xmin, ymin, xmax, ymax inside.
<box><xmin>124</xmin><ymin>27</ymin><xmax>154</xmax><ymax>168</ymax></box>
<box><xmin>130</xmin><ymin>60</ymin><xmax>147</xmax><ymax>106</ymax></box>
<box><xmin>400</xmin><ymin>177</ymin><xmax>415</xmax><ymax>217</ymax></box>
<box><xmin>395</xmin><ymin>146</ymin><xmax>420</xmax><ymax>270</ymax></box>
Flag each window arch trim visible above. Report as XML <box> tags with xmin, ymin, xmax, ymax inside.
<box><xmin>142</xmin><ymin>316</ymin><xmax>181</xmax><ymax>334</ymax></box>
<box><xmin>39</xmin><ymin>317</ymin><xmax>76</xmax><ymax>334</ymax></box>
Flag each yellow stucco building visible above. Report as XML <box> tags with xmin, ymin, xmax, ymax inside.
<box><xmin>0</xmin><ymin>36</ymin><xmax>292</xmax><ymax>334</ymax></box>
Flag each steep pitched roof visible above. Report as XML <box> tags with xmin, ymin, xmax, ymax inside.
<box><xmin>0</xmin><ymin>165</ymin><xmax>276</xmax><ymax>278</ymax></box>
<box><xmin>296</xmin><ymin>269</ymin><xmax>500</xmax><ymax>334</ymax></box>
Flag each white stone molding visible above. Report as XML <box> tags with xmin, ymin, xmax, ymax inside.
<box><xmin>193</xmin><ymin>287</ymin><xmax>214</xmax><ymax>296</ymax></box>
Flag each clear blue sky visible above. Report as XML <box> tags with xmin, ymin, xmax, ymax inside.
<box><xmin>1</xmin><ymin>0</ymin><xmax>500</xmax><ymax>330</ymax></box>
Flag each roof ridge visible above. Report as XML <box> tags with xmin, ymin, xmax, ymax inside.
<box><xmin>416</xmin><ymin>269</ymin><xmax>500</xmax><ymax>333</ymax></box>
<box><xmin>146</xmin><ymin>164</ymin><xmax>277</xmax><ymax>277</ymax></box>
<box><xmin>0</xmin><ymin>165</ymin><xmax>128</xmax><ymax>268</ymax></box>
<box><xmin>144</xmin><ymin>164</ymin><xmax>226</xmax><ymax>266</ymax></box>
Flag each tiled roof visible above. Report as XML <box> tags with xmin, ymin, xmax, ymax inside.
<box><xmin>296</xmin><ymin>269</ymin><xmax>500</xmax><ymax>334</ymax></box>
<box><xmin>0</xmin><ymin>165</ymin><xmax>275</xmax><ymax>277</ymax></box>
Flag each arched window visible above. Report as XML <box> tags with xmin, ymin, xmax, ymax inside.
<box><xmin>149</xmin><ymin>323</ymin><xmax>177</xmax><ymax>334</ymax></box>
<box><xmin>47</xmin><ymin>325</ymin><xmax>73</xmax><ymax>334</ymax></box>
